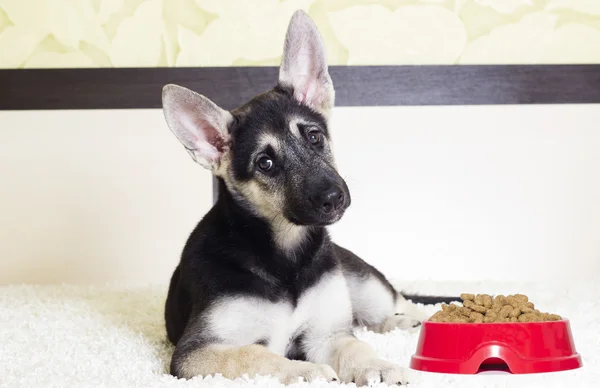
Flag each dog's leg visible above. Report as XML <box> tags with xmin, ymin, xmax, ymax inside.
<box><xmin>335</xmin><ymin>244</ymin><xmax>428</xmax><ymax>333</ymax></box>
<box><xmin>164</xmin><ymin>265</ymin><xmax>192</xmax><ymax>345</ymax></box>
<box><xmin>171</xmin><ymin>307</ymin><xmax>339</xmax><ymax>383</ymax></box>
<box><xmin>348</xmin><ymin>274</ymin><xmax>427</xmax><ymax>334</ymax></box>
<box><xmin>305</xmin><ymin>332</ymin><xmax>407</xmax><ymax>386</ymax></box>
<box><xmin>332</xmin><ymin>335</ymin><xmax>408</xmax><ymax>386</ymax></box>
<box><xmin>372</xmin><ymin>296</ymin><xmax>431</xmax><ymax>334</ymax></box>
<box><xmin>297</xmin><ymin>272</ymin><xmax>408</xmax><ymax>386</ymax></box>
<box><xmin>172</xmin><ymin>343</ymin><xmax>338</xmax><ymax>383</ymax></box>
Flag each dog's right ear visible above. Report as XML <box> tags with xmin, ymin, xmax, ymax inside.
<box><xmin>162</xmin><ymin>84</ymin><xmax>233</xmax><ymax>170</ymax></box>
<box><xmin>279</xmin><ymin>10</ymin><xmax>334</xmax><ymax>116</ymax></box>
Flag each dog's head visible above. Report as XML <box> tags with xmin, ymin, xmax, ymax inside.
<box><xmin>162</xmin><ymin>11</ymin><xmax>350</xmax><ymax>237</ymax></box>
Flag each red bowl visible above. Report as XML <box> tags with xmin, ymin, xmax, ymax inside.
<box><xmin>410</xmin><ymin>319</ymin><xmax>582</xmax><ymax>374</ymax></box>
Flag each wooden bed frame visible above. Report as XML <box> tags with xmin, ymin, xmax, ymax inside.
<box><xmin>2</xmin><ymin>64</ymin><xmax>599</xmax><ymax>202</ymax></box>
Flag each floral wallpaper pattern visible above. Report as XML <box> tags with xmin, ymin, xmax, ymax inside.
<box><xmin>0</xmin><ymin>0</ymin><xmax>599</xmax><ymax>68</ymax></box>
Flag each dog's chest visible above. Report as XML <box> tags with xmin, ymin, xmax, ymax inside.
<box><xmin>206</xmin><ymin>272</ymin><xmax>352</xmax><ymax>356</ymax></box>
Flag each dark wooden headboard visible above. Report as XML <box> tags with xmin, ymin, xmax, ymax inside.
<box><xmin>2</xmin><ymin>65</ymin><xmax>599</xmax><ymax>110</ymax></box>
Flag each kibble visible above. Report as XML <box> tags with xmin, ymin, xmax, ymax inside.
<box><xmin>428</xmin><ymin>293</ymin><xmax>562</xmax><ymax>323</ymax></box>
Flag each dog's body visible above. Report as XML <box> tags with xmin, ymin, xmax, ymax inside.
<box><xmin>161</xmin><ymin>11</ymin><xmax>458</xmax><ymax>385</ymax></box>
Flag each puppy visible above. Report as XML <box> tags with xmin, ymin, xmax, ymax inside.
<box><xmin>161</xmin><ymin>10</ymin><xmax>458</xmax><ymax>386</ymax></box>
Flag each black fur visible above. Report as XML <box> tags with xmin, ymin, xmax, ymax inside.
<box><xmin>229</xmin><ymin>87</ymin><xmax>349</xmax><ymax>226</ymax></box>
<box><xmin>335</xmin><ymin>244</ymin><xmax>398</xmax><ymax>304</ymax></box>
<box><xmin>285</xmin><ymin>334</ymin><xmax>307</xmax><ymax>361</ymax></box>
<box><xmin>166</xmin><ymin>177</ymin><xmax>339</xmax><ymax>374</ymax></box>
<box><xmin>164</xmin><ymin>173</ymin><xmax>338</xmax><ymax>334</ymax></box>
<box><xmin>400</xmin><ymin>294</ymin><xmax>462</xmax><ymax>305</ymax></box>
<box><xmin>165</xmin><ymin>178</ymin><xmax>413</xmax><ymax>374</ymax></box>
<box><xmin>160</xmin><ymin>10</ymin><xmax>461</xmax><ymax>382</ymax></box>
<box><xmin>230</xmin><ymin>85</ymin><xmax>329</xmax><ymax>184</ymax></box>
<box><xmin>164</xmin><ymin>86</ymin><xmax>458</xmax><ymax>379</ymax></box>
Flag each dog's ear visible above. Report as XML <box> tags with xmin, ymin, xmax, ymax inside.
<box><xmin>162</xmin><ymin>84</ymin><xmax>233</xmax><ymax>170</ymax></box>
<box><xmin>279</xmin><ymin>10</ymin><xmax>334</xmax><ymax>115</ymax></box>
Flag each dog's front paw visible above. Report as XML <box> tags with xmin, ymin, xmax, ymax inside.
<box><xmin>277</xmin><ymin>360</ymin><xmax>339</xmax><ymax>385</ymax></box>
<box><xmin>342</xmin><ymin>358</ymin><xmax>408</xmax><ymax>386</ymax></box>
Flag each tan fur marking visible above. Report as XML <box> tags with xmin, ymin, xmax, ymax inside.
<box><xmin>288</xmin><ymin>117</ymin><xmax>303</xmax><ymax>138</ymax></box>
<box><xmin>213</xmin><ymin>150</ymin><xmax>232</xmax><ymax>178</ymax></box>
<box><xmin>271</xmin><ymin>217</ymin><xmax>307</xmax><ymax>253</ymax></box>
<box><xmin>179</xmin><ymin>344</ymin><xmax>337</xmax><ymax>383</ymax></box>
<box><xmin>258</xmin><ymin>133</ymin><xmax>282</xmax><ymax>154</ymax></box>
<box><xmin>217</xmin><ymin>155</ymin><xmax>308</xmax><ymax>252</ymax></box>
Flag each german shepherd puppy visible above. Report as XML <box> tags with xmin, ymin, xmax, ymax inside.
<box><xmin>161</xmin><ymin>10</ymin><xmax>457</xmax><ymax>386</ymax></box>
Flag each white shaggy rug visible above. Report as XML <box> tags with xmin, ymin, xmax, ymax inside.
<box><xmin>0</xmin><ymin>280</ymin><xmax>597</xmax><ymax>388</ymax></box>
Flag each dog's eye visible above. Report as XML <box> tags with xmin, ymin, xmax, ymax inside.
<box><xmin>307</xmin><ymin>130</ymin><xmax>322</xmax><ymax>145</ymax></box>
<box><xmin>257</xmin><ymin>156</ymin><xmax>274</xmax><ymax>171</ymax></box>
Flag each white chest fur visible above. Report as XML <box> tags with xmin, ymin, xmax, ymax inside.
<box><xmin>205</xmin><ymin>272</ymin><xmax>353</xmax><ymax>356</ymax></box>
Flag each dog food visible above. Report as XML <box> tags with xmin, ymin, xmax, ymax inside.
<box><xmin>428</xmin><ymin>293</ymin><xmax>562</xmax><ymax>323</ymax></box>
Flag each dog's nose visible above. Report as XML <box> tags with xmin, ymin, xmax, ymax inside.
<box><xmin>314</xmin><ymin>188</ymin><xmax>345</xmax><ymax>214</ymax></box>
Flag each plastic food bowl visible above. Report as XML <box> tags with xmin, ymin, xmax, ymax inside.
<box><xmin>410</xmin><ymin>319</ymin><xmax>582</xmax><ymax>374</ymax></box>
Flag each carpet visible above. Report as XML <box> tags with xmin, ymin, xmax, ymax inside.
<box><xmin>0</xmin><ymin>280</ymin><xmax>597</xmax><ymax>388</ymax></box>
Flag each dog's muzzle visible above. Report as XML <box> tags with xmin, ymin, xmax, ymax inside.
<box><xmin>286</xmin><ymin>179</ymin><xmax>351</xmax><ymax>226</ymax></box>
<box><xmin>309</xmin><ymin>186</ymin><xmax>346</xmax><ymax>215</ymax></box>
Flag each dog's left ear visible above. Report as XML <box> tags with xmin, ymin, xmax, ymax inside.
<box><xmin>279</xmin><ymin>10</ymin><xmax>334</xmax><ymax>115</ymax></box>
<box><xmin>162</xmin><ymin>84</ymin><xmax>233</xmax><ymax>170</ymax></box>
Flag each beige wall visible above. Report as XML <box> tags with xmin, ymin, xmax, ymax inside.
<box><xmin>1</xmin><ymin>0</ymin><xmax>600</xmax><ymax>68</ymax></box>
<box><xmin>1</xmin><ymin>105</ymin><xmax>599</xmax><ymax>285</ymax></box>
<box><xmin>0</xmin><ymin>109</ymin><xmax>213</xmax><ymax>285</ymax></box>
<box><xmin>1</xmin><ymin>1</ymin><xmax>599</xmax><ymax>285</ymax></box>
